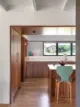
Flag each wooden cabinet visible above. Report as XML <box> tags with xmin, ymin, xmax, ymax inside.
<box><xmin>26</xmin><ymin>62</ymin><xmax>49</xmax><ymax>78</ymax></box>
<box><xmin>11</xmin><ymin>28</ymin><xmax>21</xmax><ymax>101</ymax></box>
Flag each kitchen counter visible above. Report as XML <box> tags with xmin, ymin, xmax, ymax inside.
<box><xmin>25</xmin><ymin>56</ymin><xmax>76</xmax><ymax>62</ymax></box>
<box><xmin>48</xmin><ymin>64</ymin><xmax>76</xmax><ymax>70</ymax></box>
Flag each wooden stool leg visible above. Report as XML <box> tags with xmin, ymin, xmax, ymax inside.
<box><xmin>68</xmin><ymin>82</ymin><xmax>72</xmax><ymax>103</ymax></box>
<box><xmin>55</xmin><ymin>81</ymin><xmax>57</xmax><ymax>98</ymax></box>
<box><xmin>57</xmin><ymin>82</ymin><xmax>60</xmax><ymax>103</ymax></box>
<box><xmin>69</xmin><ymin>83</ymin><xmax>72</xmax><ymax>103</ymax></box>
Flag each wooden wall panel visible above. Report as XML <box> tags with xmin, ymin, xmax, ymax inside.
<box><xmin>10</xmin><ymin>28</ymin><xmax>21</xmax><ymax>102</ymax></box>
<box><xmin>26</xmin><ymin>62</ymin><xmax>50</xmax><ymax>78</ymax></box>
<box><xmin>21</xmin><ymin>38</ymin><xmax>28</xmax><ymax>81</ymax></box>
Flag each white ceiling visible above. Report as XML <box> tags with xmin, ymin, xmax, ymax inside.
<box><xmin>0</xmin><ymin>0</ymin><xmax>75</xmax><ymax>11</ymax></box>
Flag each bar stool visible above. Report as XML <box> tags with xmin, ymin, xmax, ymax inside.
<box><xmin>55</xmin><ymin>66</ymin><xmax>74</xmax><ymax>103</ymax></box>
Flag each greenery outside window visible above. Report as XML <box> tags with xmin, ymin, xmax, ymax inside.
<box><xmin>58</xmin><ymin>43</ymin><xmax>71</xmax><ymax>55</ymax></box>
<box><xmin>43</xmin><ymin>42</ymin><xmax>76</xmax><ymax>56</ymax></box>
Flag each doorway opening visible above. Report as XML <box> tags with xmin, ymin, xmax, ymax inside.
<box><xmin>10</xmin><ymin>26</ymin><xmax>76</xmax><ymax>107</ymax></box>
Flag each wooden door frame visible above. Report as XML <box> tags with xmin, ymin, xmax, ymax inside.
<box><xmin>10</xmin><ymin>26</ymin><xmax>29</xmax><ymax>103</ymax></box>
<box><xmin>10</xmin><ymin>26</ymin><xmax>11</xmax><ymax>104</ymax></box>
<box><xmin>10</xmin><ymin>25</ymin><xmax>76</xmax><ymax>103</ymax></box>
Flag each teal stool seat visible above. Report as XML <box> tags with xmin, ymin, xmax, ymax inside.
<box><xmin>56</xmin><ymin>66</ymin><xmax>73</xmax><ymax>82</ymax></box>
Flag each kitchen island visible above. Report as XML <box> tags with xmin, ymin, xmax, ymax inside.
<box><xmin>48</xmin><ymin>64</ymin><xmax>76</xmax><ymax>102</ymax></box>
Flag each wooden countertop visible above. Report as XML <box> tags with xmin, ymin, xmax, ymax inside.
<box><xmin>48</xmin><ymin>64</ymin><xmax>76</xmax><ymax>70</ymax></box>
<box><xmin>25</xmin><ymin>56</ymin><xmax>76</xmax><ymax>62</ymax></box>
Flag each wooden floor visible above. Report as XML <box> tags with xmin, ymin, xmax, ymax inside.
<box><xmin>9</xmin><ymin>78</ymin><xmax>76</xmax><ymax>107</ymax></box>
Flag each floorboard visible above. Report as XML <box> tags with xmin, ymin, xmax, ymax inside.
<box><xmin>9</xmin><ymin>78</ymin><xmax>76</xmax><ymax>107</ymax></box>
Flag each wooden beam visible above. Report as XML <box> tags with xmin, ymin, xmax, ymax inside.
<box><xmin>0</xmin><ymin>0</ymin><xmax>7</xmax><ymax>11</ymax></box>
<box><xmin>31</xmin><ymin>0</ymin><xmax>37</xmax><ymax>11</ymax></box>
<box><xmin>62</xmin><ymin>0</ymin><xmax>69</xmax><ymax>10</ymax></box>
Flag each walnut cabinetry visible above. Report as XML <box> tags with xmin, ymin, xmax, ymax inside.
<box><xmin>26</xmin><ymin>62</ymin><xmax>49</xmax><ymax>78</ymax></box>
<box><xmin>10</xmin><ymin>28</ymin><xmax>21</xmax><ymax>102</ymax></box>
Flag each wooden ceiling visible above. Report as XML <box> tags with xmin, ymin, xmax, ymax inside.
<box><xmin>11</xmin><ymin>26</ymin><xmax>76</xmax><ymax>35</ymax></box>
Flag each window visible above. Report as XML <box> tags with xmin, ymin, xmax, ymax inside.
<box><xmin>72</xmin><ymin>43</ymin><xmax>76</xmax><ymax>55</ymax></box>
<box><xmin>71</xmin><ymin>27</ymin><xmax>76</xmax><ymax>35</ymax></box>
<box><xmin>58</xmin><ymin>43</ymin><xmax>71</xmax><ymax>55</ymax></box>
<box><xmin>57</xmin><ymin>27</ymin><xmax>71</xmax><ymax>35</ymax></box>
<box><xmin>43</xmin><ymin>27</ymin><xmax>57</xmax><ymax>35</ymax></box>
<box><xmin>44</xmin><ymin>43</ymin><xmax>56</xmax><ymax>55</ymax></box>
<box><xmin>42</xmin><ymin>27</ymin><xmax>76</xmax><ymax>36</ymax></box>
<box><xmin>43</xmin><ymin>42</ymin><xmax>76</xmax><ymax>56</ymax></box>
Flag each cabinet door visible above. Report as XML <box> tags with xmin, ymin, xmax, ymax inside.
<box><xmin>13</xmin><ymin>30</ymin><xmax>21</xmax><ymax>88</ymax></box>
<box><xmin>21</xmin><ymin>38</ymin><xmax>28</xmax><ymax>81</ymax></box>
<box><xmin>13</xmin><ymin>30</ymin><xmax>19</xmax><ymax>88</ymax></box>
<box><xmin>16</xmin><ymin>31</ymin><xmax>21</xmax><ymax>87</ymax></box>
<box><xmin>11</xmin><ymin>28</ymin><xmax>15</xmax><ymax>90</ymax></box>
<box><xmin>24</xmin><ymin>40</ymin><xmax>28</xmax><ymax>79</ymax></box>
<box><xmin>10</xmin><ymin>27</ymin><xmax>22</xmax><ymax>103</ymax></box>
<box><xmin>11</xmin><ymin>28</ymin><xmax>21</xmax><ymax>98</ymax></box>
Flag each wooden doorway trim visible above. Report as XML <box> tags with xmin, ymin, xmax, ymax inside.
<box><xmin>10</xmin><ymin>25</ymin><xmax>76</xmax><ymax>103</ymax></box>
<box><xmin>10</xmin><ymin>26</ymin><xmax>28</xmax><ymax>103</ymax></box>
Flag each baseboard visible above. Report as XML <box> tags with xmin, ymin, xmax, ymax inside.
<box><xmin>0</xmin><ymin>104</ymin><xmax>9</xmax><ymax>107</ymax></box>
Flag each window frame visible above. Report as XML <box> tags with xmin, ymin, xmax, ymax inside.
<box><xmin>72</xmin><ymin>42</ymin><xmax>76</xmax><ymax>56</ymax></box>
<box><xmin>43</xmin><ymin>41</ymin><xmax>76</xmax><ymax>56</ymax></box>
<box><xmin>57</xmin><ymin>42</ymin><xmax>72</xmax><ymax>56</ymax></box>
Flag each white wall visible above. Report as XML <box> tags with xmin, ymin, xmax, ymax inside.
<box><xmin>28</xmin><ymin>42</ymin><xmax>43</xmax><ymax>56</ymax></box>
<box><xmin>0</xmin><ymin>7</ymin><xmax>75</xmax><ymax>104</ymax></box>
